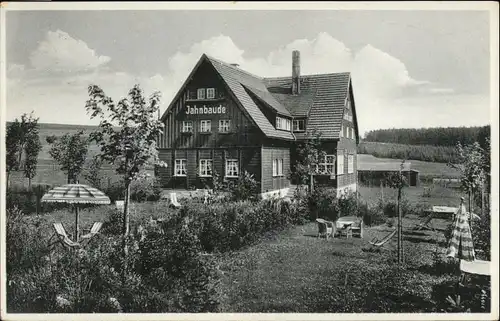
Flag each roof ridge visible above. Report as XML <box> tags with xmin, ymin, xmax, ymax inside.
<box><xmin>205</xmin><ymin>54</ymin><xmax>264</xmax><ymax>80</ymax></box>
<box><xmin>264</xmin><ymin>71</ymin><xmax>351</xmax><ymax>80</ymax></box>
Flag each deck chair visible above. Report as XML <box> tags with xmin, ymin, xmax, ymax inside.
<box><xmin>316</xmin><ymin>218</ymin><xmax>335</xmax><ymax>240</ymax></box>
<box><xmin>414</xmin><ymin>215</ymin><xmax>434</xmax><ymax>231</ymax></box>
<box><xmin>170</xmin><ymin>192</ymin><xmax>182</xmax><ymax>208</ymax></box>
<box><xmin>49</xmin><ymin>223</ymin><xmax>81</xmax><ymax>249</ymax></box>
<box><xmin>116</xmin><ymin>200</ymin><xmax>124</xmax><ymax>212</ymax></box>
<box><xmin>369</xmin><ymin>229</ymin><xmax>397</xmax><ymax>247</ymax></box>
<box><xmin>80</xmin><ymin>222</ymin><xmax>103</xmax><ymax>243</ymax></box>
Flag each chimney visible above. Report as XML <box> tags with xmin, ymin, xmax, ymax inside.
<box><xmin>230</xmin><ymin>63</ymin><xmax>240</xmax><ymax>68</ymax></box>
<box><xmin>292</xmin><ymin>50</ymin><xmax>301</xmax><ymax>95</ymax></box>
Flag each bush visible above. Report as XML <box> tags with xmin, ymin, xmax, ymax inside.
<box><xmin>7</xmin><ymin>208</ymin><xmax>222</xmax><ymax>313</ymax></box>
<box><xmin>308</xmin><ymin>187</ymin><xmax>338</xmax><ymax>221</ymax></box>
<box><xmin>103</xmin><ymin>178</ymin><xmax>162</xmax><ymax>203</ymax></box>
<box><xmin>226</xmin><ymin>171</ymin><xmax>259</xmax><ymax>202</ymax></box>
<box><xmin>6</xmin><ymin>184</ymin><xmax>69</xmax><ymax>214</ymax></box>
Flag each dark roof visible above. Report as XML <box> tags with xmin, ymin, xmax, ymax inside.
<box><xmin>265</xmin><ymin>73</ymin><xmax>351</xmax><ymax>138</ymax></box>
<box><xmin>161</xmin><ymin>54</ymin><xmax>355</xmax><ymax>141</ymax></box>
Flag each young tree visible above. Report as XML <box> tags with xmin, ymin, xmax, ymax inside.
<box><xmin>6</xmin><ymin>112</ymin><xmax>40</xmax><ymax>189</ymax></box>
<box><xmin>6</xmin><ymin>122</ymin><xmax>21</xmax><ymax>189</ymax></box>
<box><xmin>291</xmin><ymin>129</ymin><xmax>330</xmax><ymax>192</ymax></box>
<box><xmin>386</xmin><ymin>160</ymin><xmax>408</xmax><ymax>266</ymax></box>
<box><xmin>85</xmin><ymin>84</ymin><xmax>167</xmax><ymax>273</ymax></box>
<box><xmin>24</xmin><ymin>131</ymin><xmax>42</xmax><ymax>189</ymax></box>
<box><xmin>48</xmin><ymin>131</ymin><xmax>89</xmax><ymax>184</ymax></box>
<box><xmin>448</xmin><ymin>141</ymin><xmax>486</xmax><ymax>226</ymax></box>
<box><xmin>83</xmin><ymin>156</ymin><xmax>106</xmax><ymax>190</ymax></box>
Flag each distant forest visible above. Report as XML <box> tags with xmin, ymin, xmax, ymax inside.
<box><xmin>357</xmin><ymin>141</ymin><xmax>458</xmax><ymax>163</ymax></box>
<box><xmin>358</xmin><ymin>126</ymin><xmax>490</xmax><ymax>163</ymax></box>
<box><xmin>363</xmin><ymin>126</ymin><xmax>490</xmax><ymax>148</ymax></box>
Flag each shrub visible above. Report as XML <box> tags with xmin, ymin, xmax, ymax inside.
<box><xmin>104</xmin><ymin>178</ymin><xmax>162</xmax><ymax>203</ymax></box>
<box><xmin>226</xmin><ymin>171</ymin><xmax>259</xmax><ymax>202</ymax></box>
<box><xmin>308</xmin><ymin>187</ymin><xmax>338</xmax><ymax>221</ymax></box>
<box><xmin>337</xmin><ymin>191</ymin><xmax>359</xmax><ymax>217</ymax></box>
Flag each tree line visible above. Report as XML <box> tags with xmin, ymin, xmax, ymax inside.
<box><xmin>357</xmin><ymin>141</ymin><xmax>459</xmax><ymax>163</ymax></box>
<box><xmin>363</xmin><ymin>126</ymin><xmax>490</xmax><ymax>148</ymax></box>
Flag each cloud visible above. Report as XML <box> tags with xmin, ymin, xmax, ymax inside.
<box><xmin>8</xmin><ymin>30</ymin><xmax>486</xmax><ymax>135</ymax></box>
<box><xmin>29</xmin><ymin>30</ymin><xmax>111</xmax><ymax>72</ymax></box>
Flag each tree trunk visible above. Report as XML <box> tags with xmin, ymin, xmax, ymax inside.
<box><xmin>397</xmin><ymin>187</ymin><xmax>403</xmax><ymax>265</ymax></box>
<box><xmin>468</xmin><ymin>187</ymin><xmax>473</xmax><ymax>230</ymax></box>
<box><xmin>481</xmin><ymin>184</ymin><xmax>484</xmax><ymax>217</ymax></box>
<box><xmin>28</xmin><ymin>177</ymin><xmax>32</xmax><ymax>191</ymax></box>
<box><xmin>309</xmin><ymin>173</ymin><xmax>314</xmax><ymax>193</ymax></box>
<box><xmin>122</xmin><ymin>181</ymin><xmax>131</xmax><ymax>280</ymax></box>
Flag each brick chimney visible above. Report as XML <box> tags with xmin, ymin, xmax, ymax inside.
<box><xmin>292</xmin><ymin>50</ymin><xmax>301</xmax><ymax>95</ymax></box>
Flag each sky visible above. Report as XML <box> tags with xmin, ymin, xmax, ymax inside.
<box><xmin>4</xmin><ymin>8</ymin><xmax>493</xmax><ymax>136</ymax></box>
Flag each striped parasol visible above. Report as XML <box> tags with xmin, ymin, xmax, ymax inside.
<box><xmin>42</xmin><ymin>183</ymin><xmax>110</xmax><ymax>241</ymax></box>
<box><xmin>446</xmin><ymin>198</ymin><xmax>475</xmax><ymax>261</ymax></box>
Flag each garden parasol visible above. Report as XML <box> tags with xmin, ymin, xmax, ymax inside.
<box><xmin>41</xmin><ymin>182</ymin><xmax>110</xmax><ymax>241</ymax></box>
<box><xmin>446</xmin><ymin>197</ymin><xmax>475</xmax><ymax>261</ymax></box>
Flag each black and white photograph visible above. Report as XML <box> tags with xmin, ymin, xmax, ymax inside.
<box><xmin>1</xmin><ymin>2</ymin><xmax>498</xmax><ymax>320</ymax></box>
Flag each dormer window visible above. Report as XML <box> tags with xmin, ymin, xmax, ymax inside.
<box><xmin>293</xmin><ymin>119</ymin><xmax>306</xmax><ymax>132</ymax></box>
<box><xmin>276</xmin><ymin>116</ymin><xmax>291</xmax><ymax>131</ymax></box>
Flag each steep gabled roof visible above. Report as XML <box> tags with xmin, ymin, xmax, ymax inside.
<box><xmin>160</xmin><ymin>54</ymin><xmax>357</xmax><ymax>141</ymax></box>
<box><xmin>207</xmin><ymin>56</ymin><xmax>294</xmax><ymax>140</ymax></box>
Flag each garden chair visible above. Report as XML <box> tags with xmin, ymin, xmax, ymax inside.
<box><xmin>369</xmin><ymin>229</ymin><xmax>397</xmax><ymax>247</ymax></box>
<box><xmin>49</xmin><ymin>222</ymin><xmax>81</xmax><ymax>249</ymax></box>
<box><xmin>338</xmin><ymin>223</ymin><xmax>353</xmax><ymax>239</ymax></box>
<box><xmin>170</xmin><ymin>192</ymin><xmax>182</xmax><ymax>208</ymax></box>
<box><xmin>80</xmin><ymin>222</ymin><xmax>103</xmax><ymax>243</ymax></box>
<box><xmin>414</xmin><ymin>215</ymin><xmax>434</xmax><ymax>231</ymax></box>
<box><xmin>316</xmin><ymin>218</ymin><xmax>335</xmax><ymax>240</ymax></box>
<box><xmin>116</xmin><ymin>200</ymin><xmax>124</xmax><ymax>212</ymax></box>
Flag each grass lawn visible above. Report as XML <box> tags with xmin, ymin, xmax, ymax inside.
<box><xmin>358</xmin><ymin>184</ymin><xmax>464</xmax><ymax>209</ymax></box>
<box><xmin>217</xmin><ymin>214</ymin><xmax>460</xmax><ymax>312</ymax></box>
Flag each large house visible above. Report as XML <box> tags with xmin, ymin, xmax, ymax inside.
<box><xmin>156</xmin><ymin>51</ymin><xmax>360</xmax><ymax>198</ymax></box>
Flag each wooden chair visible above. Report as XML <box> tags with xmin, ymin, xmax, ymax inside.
<box><xmin>49</xmin><ymin>223</ymin><xmax>81</xmax><ymax>249</ymax></box>
<box><xmin>316</xmin><ymin>218</ymin><xmax>335</xmax><ymax>240</ymax></box>
<box><xmin>170</xmin><ymin>192</ymin><xmax>182</xmax><ymax>208</ymax></box>
<box><xmin>339</xmin><ymin>223</ymin><xmax>353</xmax><ymax>239</ymax></box>
<box><xmin>369</xmin><ymin>229</ymin><xmax>397</xmax><ymax>247</ymax></box>
<box><xmin>80</xmin><ymin>222</ymin><xmax>103</xmax><ymax>243</ymax></box>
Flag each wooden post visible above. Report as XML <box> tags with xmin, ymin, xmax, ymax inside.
<box><xmin>397</xmin><ymin>187</ymin><xmax>402</xmax><ymax>265</ymax></box>
<box><xmin>75</xmin><ymin>204</ymin><xmax>79</xmax><ymax>242</ymax></box>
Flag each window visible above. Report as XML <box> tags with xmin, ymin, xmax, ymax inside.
<box><xmin>273</xmin><ymin>159</ymin><xmax>284</xmax><ymax>176</ymax></box>
<box><xmin>219</xmin><ymin>120</ymin><xmax>231</xmax><ymax>133</ymax></box>
<box><xmin>348</xmin><ymin>155</ymin><xmax>354</xmax><ymax>174</ymax></box>
<box><xmin>225</xmin><ymin>159</ymin><xmax>239</xmax><ymax>177</ymax></box>
<box><xmin>346</xmin><ymin>126</ymin><xmax>351</xmax><ymax>139</ymax></box>
<box><xmin>351</xmin><ymin>128</ymin><xmax>355</xmax><ymax>139</ymax></box>
<box><xmin>206</xmin><ymin>88</ymin><xmax>215</xmax><ymax>99</ymax></box>
<box><xmin>182</xmin><ymin>121</ymin><xmax>193</xmax><ymax>133</ymax></box>
<box><xmin>317</xmin><ymin>155</ymin><xmax>335</xmax><ymax>174</ymax></box>
<box><xmin>337</xmin><ymin>153</ymin><xmax>344</xmax><ymax>175</ymax></box>
<box><xmin>340</xmin><ymin>125</ymin><xmax>344</xmax><ymax>138</ymax></box>
<box><xmin>174</xmin><ymin>159</ymin><xmax>187</xmax><ymax>176</ymax></box>
<box><xmin>293</xmin><ymin>119</ymin><xmax>305</xmax><ymax>132</ymax></box>
<box><xmin>199</xmin><ymin>159</ymin><xmax>213</xmax><ymax>177</ymax></box>
<box><xmin>197</xmin><ymin>88</ymin><xmax>206</xmax><ymax>100</ymax></box>
<box><xmin>276</xmin><ymin>116</ymin><xmax>291</xmax><ymax>131</ymax></box>
<box><xmin>200</xmin><ymin>120</ymin><xmax>211</xmax><ymax>132</ymax></box>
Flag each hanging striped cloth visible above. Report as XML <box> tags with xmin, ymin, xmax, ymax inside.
<box><xmin>446</xmin><ymin>203</ymin><xmax>475</xmax><ymax>261</ymax></box>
